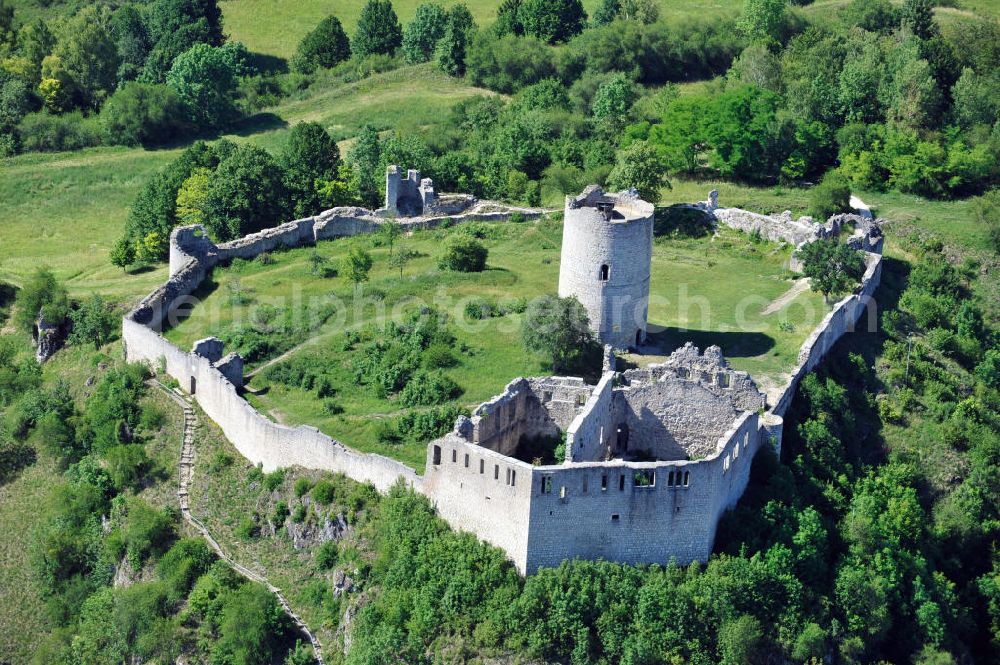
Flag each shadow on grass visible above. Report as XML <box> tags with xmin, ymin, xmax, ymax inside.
<box><xmin>250</xmin><ymin>52</ymin><xmax>288</xmax><ymax>75</ymax></box>
<box><xmin>228</xmin><ymin>112</ymin><xmax>289</xmax><ymax>138</ymax></box>
<box><xmin>654</xmin><ymin>204</ymin><xmax>714</xmax><ymax>238</ymax></box>
<box><xmin>647</xmin><ymin>326</ymin><xmax>775</xmax><ymax>358</ymax></box>
<box><xmin>126</xmin><ymin>265</ymin><xmax>157</xmax><ymax>276</ymax></box>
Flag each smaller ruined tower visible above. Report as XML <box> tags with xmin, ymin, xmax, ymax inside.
<box><xmin>558</xmin><ymin>185</ymin><xmax>654</xmax><ymax>349</ymax></box>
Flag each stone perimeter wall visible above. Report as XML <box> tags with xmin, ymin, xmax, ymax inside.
<box><xmin>124</xmin><ymin>202</ymin><xmax>544</xmax><ymax>494</ymax></box>
<box><xmin>123</xmin><ymin>196</ymin><xmax>882</xmax><ymax>575</ymax></box>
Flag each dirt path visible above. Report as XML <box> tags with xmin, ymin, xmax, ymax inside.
<box><xmin>762</xmin><ymin>279</ymin><xmax>811</xmax><ymax>316</ymax></box>
<box><xmin>155</xmin><ymin>381</ymin><xmax>326</xmax><ymax>664</ymax></box>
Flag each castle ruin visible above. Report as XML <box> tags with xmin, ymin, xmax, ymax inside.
<box><xmin>123</xmin><ymin>179</ymin><xmax>883</xmax><ymax>575</ymax></box>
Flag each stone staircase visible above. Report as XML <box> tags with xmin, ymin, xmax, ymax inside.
<box><xmin>155</xmin><ymin>381</ymin><xmax>326</xmax><ymax>664</ymax></box>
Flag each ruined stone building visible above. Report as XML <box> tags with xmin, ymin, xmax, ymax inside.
<box><xmin>124</xmin><ymin>177</ymin><xmax>884</xmax><ymax>575</ymax></box>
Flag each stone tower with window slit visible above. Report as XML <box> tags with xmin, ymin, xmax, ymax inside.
<box><xmin>558</xmin><ymin>185</ymin><xmax>655</xmax><ymax>349</ymax></box>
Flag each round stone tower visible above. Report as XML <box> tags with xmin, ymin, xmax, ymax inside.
<box><xmin>558</xmin><ymin>185</ymin><xmax>655</xmax><ymax>350</ymax></box>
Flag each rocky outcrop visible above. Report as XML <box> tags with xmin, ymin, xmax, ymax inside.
<box><xmin>33</xmin><ymin>309</ymin><xmax>64</xmax><ymax>363</ymax></box>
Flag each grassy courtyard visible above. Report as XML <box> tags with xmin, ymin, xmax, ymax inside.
<box><xmin>164</xmin><ymin>218</ymin><xmax>828</xmax><ymax>469</ymax></box>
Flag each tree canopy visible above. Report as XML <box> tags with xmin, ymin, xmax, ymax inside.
<box><xmin>353</xmin><ymin>0</ymin><xmax>403</xmax><ymax>58</ymax></box>
<box><xmin>797</xmin><ymin>239</ymin><xmax>866</xmax><ymax>301</ymax></box>
<box><xmin>521</xmin><ymin>294</ymin><xmax>594</xmax><ymax>372</ymax></box>
<box><xmin>292</xmin><ymin>15</ymin><xmax>351</xmax><ymax>73</ymax></box>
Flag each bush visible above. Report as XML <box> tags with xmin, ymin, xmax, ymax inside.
<box><xmin>438</xmin><ymin>235</ymin><xmax>488</xmax><ymax>272</ymax></box>
<box><xmin>273</xmin><ymin>500</ymin><xmax>290</xmax><ymax>526</ymax></box>
<box><xmin>312</xmin><ymin>480</ymin><xmax>336</xmax><ymax>505</ymax></box>
<box><xmin>235</xmin><ymin>517</ymin><xmax>259</xmax><ymax>540</ymax></box>
<box><xmin>294</xmin><ymin>477</ymin><xmax>313</xmax><ymax>497</ymax></box>
<box><xmin>807</xmin><ymin>170</ymin><xmax>851</xmax><ymax>220</ymax></box>
<box><xmin>316</xmin><ymin>540</ymin><xmax>338</xmax><ymax>570</ymax></box>
<box><xmin>99</xmin><ymin>82</ymin><xmax>188</xmax><ymax>146</ymax></box>
<box><xmin>262</xmin><ymin>468</ymin><xmax>285</xmax><ymax>492</ymax></box>
<box><xmin>466</xmin><ymin>33</ymin><xmax>556</xmax><ymax>93</ymax></box>
<box><xmin>396</xmin><ymin>404</ymin><xmax>465</xmax><ymax>442</ymax></box>
<box><xmin>424</xmin><ymin>342</ymin><xmax>458</xmax><ymax>369</ymax></box>
<box><xmin>157</xmin><ymin>538</ymin><xmax>215</xmax><ymax>601</ymax></box>
<box><xmin>400</xmin><ymin>370</ymin><xmax>461</xmax><ymax>407</ymax></box>
<box><xmin>17</xmin><ymin>111</ymin><xmax>102</xmax><ymax>153</ymax></box>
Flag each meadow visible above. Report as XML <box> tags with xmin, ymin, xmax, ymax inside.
<box><xmin>164</xmin><ymin>219</ymin><xmax>827</xmax><ymax>469</ymax></box>
<box><xmin>217</xmin><ymin>0</ymin><xmax>746</xmax><ymax>61</ymax></box>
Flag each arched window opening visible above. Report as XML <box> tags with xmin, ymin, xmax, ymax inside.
<box><xmin>599</xmin><ymin>264</ymin><xmax>610</xmax><ymax>281</ymax></box>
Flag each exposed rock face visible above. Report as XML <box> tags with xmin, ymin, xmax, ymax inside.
<box><xmin>287</xmin><ymin>511</ymin><xmax>350</xmax><ymax>550</ymax></box>
<box><xmin>33</xmin><ymin>310</ymin><xmax>63</xmax><ymax>363</ymax></box>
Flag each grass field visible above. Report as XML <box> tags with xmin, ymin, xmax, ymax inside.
<box><xmin>0</xmin><ymin>66</ymin><xmax>488</xmax><ymax>299</ymax></box>
<box><xmin>0</xmin><ymin>448</ymin><xmax>56</xmax><ymax>664</ymax></box>
<box><xmin>218</xmin><ymin>0</ymin><xmax>746</xmax><ymax>62</ymax></box>
<box><xmin>0</xmin><ymin>147</ymin><xmax>176</xmax><ymax>297</ymax></box>
<box><xmin>164</xmin><ymin>219</ymin><xmax>826</xmax><ymax>468</ymax></box>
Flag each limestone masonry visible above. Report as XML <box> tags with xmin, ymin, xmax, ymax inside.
<box><xmin>558</xmin><ymin>186</ymin><xmax>654</xmax><ymax>350</ymax></box>
<box><xmin>123</xmin><ymin>174</ymin><xmax>883</xmax><ymax>575</ymax></box>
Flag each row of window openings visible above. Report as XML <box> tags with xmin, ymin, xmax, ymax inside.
<box><xmin>541</xmin><ymin>470</ymin><xmax>691</xmax><ymax>497</ymax></box>
<box><xmin>723</xmin><ymin>433</ymin><xmax>751</xmax><ymax>473</ymax></box>
<box><xmin>675</xmin><ymin>367</ymin><xmax>732</xmax><ymax>388</ymax></box>
<box><xmin>432</xmin><ymin>446</ymin><xmax>517</xmax><ymax>486</ymax></box>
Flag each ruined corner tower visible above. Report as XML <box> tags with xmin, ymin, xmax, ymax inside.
<box><xmin>558</xmin><ymin>185</ymin><xmax>654</xmax><ymax>350</ymax></box>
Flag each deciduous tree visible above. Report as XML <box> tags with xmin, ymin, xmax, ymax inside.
<box><xmin>402</xmin><ymin>3</ymin><xmax>447</xmax><ymax>64</ymax></box>
<box><xmin>353</xmin><ymin>0</ymin><xmax>403</xmax><ymax>58</ymax></box>
<box><xmin>519</xmin><ymin>0</ymin><xmax>586</xmax><ymax>44</ymax></box>
<box><xmin>292</xmin><ymin>15</ymin><xmax>351</xmax><ymax>73</ymax></box>
<box><xmin>521</xmin><ymin>294</ymin><xmax>594</xmax><ymax>372</ymax></box>
<box><xmin>796</xmin><ymin>239</ymin><xmax>866</xmax><ymax>302</ymax></box>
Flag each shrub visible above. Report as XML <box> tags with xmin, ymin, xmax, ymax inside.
<box><xmin>312</xmin><ymin>480</ymin><xmax>336</xmax><ymax>505</ymax></box>
<box><xmin>292</xmin><ymin>502</ymin><xmax>307</xmax><ymax>523</ymax></box>
<box><xmin>400</xmin><ymin>370</ymin><xmax>461</xmax><ymax>406</ymax></box>
<box><xmin>466</xmin><ymin>33</ymin><xmax>556</xmax><ymax>93</ymax></box>
<box><xmin>292</xmin><ymin>15</ymin><xmax>352</xmax><ymax>73</ymax></box>
<box><xmin>17</xmin><ymin>111</ymin><xmax>102</xmax><ymax>153</ymax></box>
<box><xmin>464</xmin><ymin>297</ymin><xmax>493</xmax><ymax>320</ymax></box>
<box><xmin>807</xmin><ymin>170</ymin><xmax>851</xmax><ymax>220</ymax></box>
<box><xmin>235</xmin><ymin>517</ymin><xmax>258</xmax><ymax>540</ymax></box>
<box><xmin>262</xmin><ymin>468</ymin><xmax>285</xmax><ymax>492</ymax></box>
<box><xmin>424</xmin><ymin>342</ymin><xmax>457</xmax><ymax>369</ymax></box>
<box><xmin>273</xmin><ymin>500</ymin><xmax>290</xmax><ymax>526</ymax></box>
<box><xmin>316</xmin><ymin>540</ymin><xmax>338</xmax><ymax>570</ymax></box>
<box><xmin>157</xmin><ymin>538</ymin><xmax>215</xmax><ymax>601</ymax></box>
<box><xmin>99</xmin><ymin>82</ymin><xmax>188</xmax><ymax>146</ymax></box>
<box><xmin>396</xmin><ymin>404</ymin><xmax>465</xmax><ymax>442</ymax></box>
<box><xmin>294</xmin><ymin>477</ymin><xmax>313</xmax><ymax>497</ymax></box>
<box><xmin>439</xmin><ymin>235</ymin><xmax>488</xmax><ymax>272</ymax></box>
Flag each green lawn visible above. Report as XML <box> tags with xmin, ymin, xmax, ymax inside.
<box><xmin>165</xmin><ymin>219</ymin><xmax>826</xmax><ymax>468</ymax></box>
<box><xmin>0</xmin><ymin>449</ymin><xmax>56</xmax><ymax>664</ymax></box>
<box><xmin>0</xmin><ymin>66</ymin><xmax>489</xmax><ymax>301</ymax></box>
<box><xmin>236</xmin><ymin>64</ymin><xmax>497</xmax><ymax>152</ymax></box>
<box><xmin>219</xmin><ymin>0</ymin><xmax>745</xmax><ymax>62</ymax></box>
<box><xmin>0</xmin><ymin>147</ymin><xmax>176</xmax><ymax>298</ymax></box>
